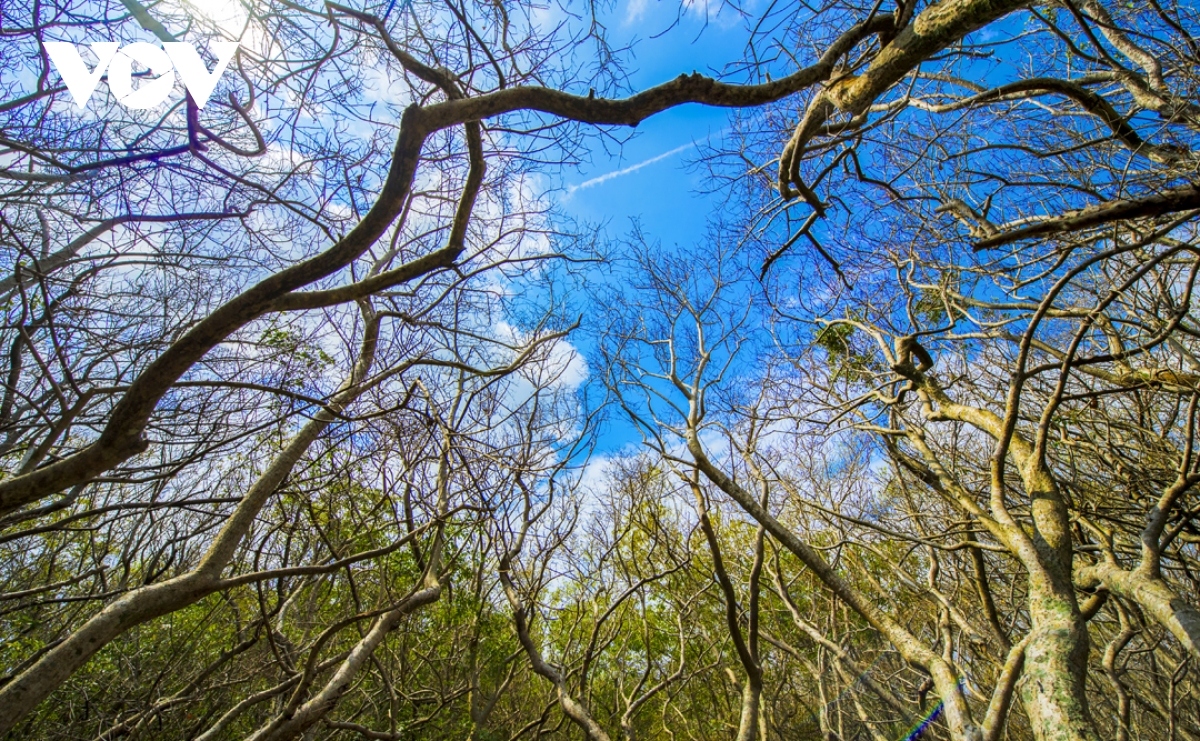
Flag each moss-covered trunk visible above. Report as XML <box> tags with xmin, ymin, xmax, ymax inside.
<box><xmin>1018</xmin><ymin>583</ymin><xmax>1098</xmax><ymax>741</ymax></box>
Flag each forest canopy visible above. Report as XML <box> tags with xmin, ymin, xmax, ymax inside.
<box><xmin>1</xmin><ymin>0</ymin><xmax>1199</xmax><ymax>740</ymax></box>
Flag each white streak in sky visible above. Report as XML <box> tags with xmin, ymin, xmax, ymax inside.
<box><xmin>566</xmin><ymin>141</ymin><xmax>699</xmax><ymax>197</ymax></box>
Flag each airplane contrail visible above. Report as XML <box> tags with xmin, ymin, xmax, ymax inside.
<box><xmin>565</xmin><ymin>140</ymin><xmax>700</xmax><ymax>196</ymax></box>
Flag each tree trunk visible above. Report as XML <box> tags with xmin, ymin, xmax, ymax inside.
<box><xmin>1019</xmin><ymin>591</ymin><xmax>1098</xmax><ymax>741</ymax></box>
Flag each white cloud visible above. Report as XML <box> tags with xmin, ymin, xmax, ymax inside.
<box><xmin>576</xmin><ymin>454</ymin><xmax>617</xmax><ymax>497</ymax></box>
<box><xmin>547</xmin><ymin>338</ymin><xmax>589</xmax><ymax>390</ymax></box>
<box><xmin>494</xmin><ymin>321</ymin><xmax>588</xmax><ymax>392</ymax></box>
<box><xmin>186</xmin><ymin>0</ymin><xmax>250</xmax><ymax>38</ymax></box>
<box><xmin>682</xmin><ymin>0</ymin><xmax>745</xmax><ymax>29</ymax></box>
<box><xmin>624</xmin><ymin>0</ymin><xmax>651</xmax><ymax>25</ymax></box>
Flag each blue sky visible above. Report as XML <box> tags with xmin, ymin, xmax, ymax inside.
<box><xmin>551</xmin><ymin>0</ymin><xmax>753</xmax><ymax>249</ymax></box>
<box><xmin>534</xmin><ymin>1</ymin><xmax>770</xmax><ymax>458</ymax></box>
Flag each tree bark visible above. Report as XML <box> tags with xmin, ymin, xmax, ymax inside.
<box><xmin>1077</xmin><ymin>562</ymin><xmax>1200</xmax><ymax>660</ymax></box>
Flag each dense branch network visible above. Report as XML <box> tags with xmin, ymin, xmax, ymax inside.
<box><xmin>2</xmin><ymin>0</ymin><xmax>1199</xmax><ymax>740</ymax></box>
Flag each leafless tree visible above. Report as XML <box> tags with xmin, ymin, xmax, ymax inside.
<box><xmin>5</xmin><ymin>0</ymin><xmax>1200</xmax><ymax>739</ymax></box>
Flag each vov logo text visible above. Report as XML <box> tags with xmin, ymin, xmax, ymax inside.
<box><xmin>43</xmin><ymin>41</ymin><xmax>240</xmax><ymax>110</ymax></box>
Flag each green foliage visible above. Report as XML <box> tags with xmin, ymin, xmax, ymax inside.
<box><xmin>260</xmin><ymin>326</ymin><xmax>335</xmax><ymax>377</ymax></box>
<box><xmin>812</xmin><ymin>321</ymin><xmax>882</xmax><ymax>383</ymax></box>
